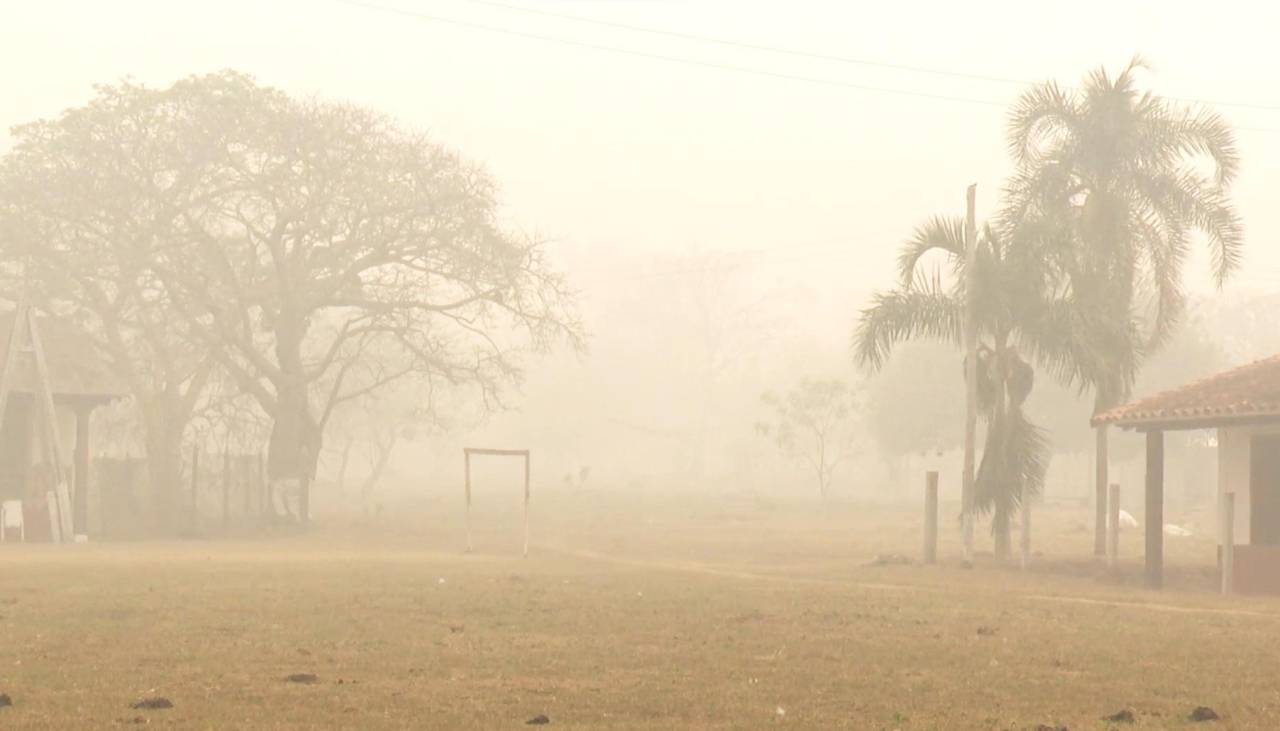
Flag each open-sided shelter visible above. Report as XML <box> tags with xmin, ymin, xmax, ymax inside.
<box><xmin>1095</xmin><ymin>355</ymin><xmax>1280</xmax><ymax>593</ymax></box>
<box><xmin>0</xmin><ymin>309</ymin><xmax>126</xmax><ymax>540</ymax></box>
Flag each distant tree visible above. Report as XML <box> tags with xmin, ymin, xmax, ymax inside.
<box><xmin>0</xmin><ymin>72</ymin><xmax>583</xmax><ymax>525</ymax></box>
<box><xmin>864</xmin><ymin>341</ymin><xmax>964</xmax><ymax>458</ymax></box>
<box><xmin>757</xmin><ymin>377</ymin><xmax>862</xmax><ymax>499</ymax></box>
<box><xmin>0</xmin><ymin>84</ymin><xmax>218</xmax><ymax>528</ymax></box>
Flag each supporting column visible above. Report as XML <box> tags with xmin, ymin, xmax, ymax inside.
<box><xmin>1221</xmin><ymin>491</ymin><xmax>1235</xmax><ymax>596</ymax></box>
<box><xmin>1145</xmin><ymin>429</ymin><xmax>1164</xmax><ymax>589</ymax></box>
<box><xmin>73</xmin><ymin>404</ymin><xmax>91</xmax><ymax>537</ymax></box>
<box><xmin>1107</xmin><ymin>483</ymin><xmax>1120</xmax><ymax>569</ymax></box>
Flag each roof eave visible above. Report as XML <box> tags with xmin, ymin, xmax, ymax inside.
<box><xmin>1093</xmin><ymin>411</ymin><xmax>1280</xmax><ymax>432</ymax></box>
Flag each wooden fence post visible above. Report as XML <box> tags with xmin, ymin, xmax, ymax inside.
<box><xmin>241</xmin><ymin>455</ymin><xmax>251</xmax><ymax>517</ymax></box>
<box><xmin>1107</xmin><ymin>483</ymin><xmax>1120</xmax><ymax>569</ymax></box>
<box><xmin>523</xmin><ymin>451</ymin><xmax>531</xmax><ymax>558</ymax></box>
<box><xmin>923</xmin><ymin>471</ymin><xmax>938</xmax><ymax>564</ymax></box>
<box><xmin>1020</xmin><ymin>494</ymin><xmax>1031</xmax><ymax>570</ymax></box>
<box><xmin>222</xmin><ymin>449</ymin><xmax>231</xmax><ymax>533</ymax></box>
<box><xmin>464</xmin><ymin>449</ymin><xmax>472</xmax><ymax>553</ymax></box>
<box><xmin>189</xmin><ymin>446</ymin><xmax>200</xmax><ymax>532</ymax></box>
<box><xmin>260</xmin><ymin>452</ymin><xmax>271</xmax><ymax>521</ymax></box>
<box><xmin>1222</xmin><ymin>491</ymin><xmax>1235</xmax><ymax>596</ymax></box>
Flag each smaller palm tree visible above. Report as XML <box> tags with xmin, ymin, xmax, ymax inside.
<box><xmin>855</xmin><ymin>216</ymin><xmax>1067</xmax><ymax>557</ymax></box>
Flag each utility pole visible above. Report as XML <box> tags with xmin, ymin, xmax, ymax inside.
<box><xmin>961</xmin><ymin>184</ymin><xmax>978</xmax><ymax>565</ymax></box>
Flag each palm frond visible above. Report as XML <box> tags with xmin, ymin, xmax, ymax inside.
<box><xmin>852</xmin><ymin>276</ymin><xmax>962</xmax><ymax>372</ymax></box>
<box><xmin>896</xmin><ymin>215</ymin><xmax>966</xmax><ymax>285</ymax></box>
<box><xmin>1006</xmin><ymin>81</ymin><xmax>1080</xmax><ymax>167</ymax></box>
<box><xmin>974</xmin><ymin>404</ymin><xmax>1049</xmax><ymax>516</ymax></box>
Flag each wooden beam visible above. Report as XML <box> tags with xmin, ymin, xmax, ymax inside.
<box><xmin>1145</xmin><ymin>430</ymin><xmax>1164</xmax><ymax>589</ymax></box>
<box><xmin>464</xmin><ymin>448</ymin><xmax>530</xmax><ymax>458</ymax></box>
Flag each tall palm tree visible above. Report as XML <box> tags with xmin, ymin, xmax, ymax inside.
<box><xmin>855</xmin><ymin>217</ymin><xmax>1063</xmax><ymax>558</ymax></box>
<box><xmin>1002</xmin><ymin>57</ymin><xmax>1243</xmax><ymax>552</ymax></box>
<box><xmin>1002</xmin><ymin>56</ymin><xmax>1243</xmax><ymax>412</ymax></box>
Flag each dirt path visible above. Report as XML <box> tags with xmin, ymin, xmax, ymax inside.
<box><xmin>546</xmin><ymin>544</ymin><xmax>1280</xmax><ymax>620</ymax></box>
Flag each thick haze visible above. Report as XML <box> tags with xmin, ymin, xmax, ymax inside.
<box><xmin>5</xmin><ymin>1</ymin><xmax>1280</xmax><ymax>497</ymax></box>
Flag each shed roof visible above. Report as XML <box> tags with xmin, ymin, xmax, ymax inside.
<box><xmin>1093</xmin><ymin>354</ymin><xmax>1280</xmax><ymax>431</ymax></box>
<box><xmin>0</xmin><ymin>310</ymin><xmax>128</xmax><ymax>402</ymax></box>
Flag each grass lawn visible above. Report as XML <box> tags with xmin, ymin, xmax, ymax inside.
<box><xmin>0</xmin><ymin>490</ymin><xmax>1276</xmax><ymax>729</ymax></box>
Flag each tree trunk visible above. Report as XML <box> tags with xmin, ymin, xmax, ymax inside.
<box><xmin>335</xmin><ymin>438</ymin><xmax>354</xmax><ymax>498</ymax></box>
<box><xmin>993</xmin><ymin>504</ymin><xmax>1011</xmax><ymax>561</ymax></box>
<box><xmin>140</xmin><ymin>397</ymin><xmax>187</xmax><ymax>536</ymax></box>
<box><xmin>361</xmin><ymin>433</ymin><xmax>397</xmax><ymax>516</ymax></box>
<box><xmin>267</xmin><ymin>316</ymin><xmax>322</xmax><ymax>526</ymax></box>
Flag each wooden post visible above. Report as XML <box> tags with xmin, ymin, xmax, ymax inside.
<box><xmin>73</xmin><ymin>404</ymin><xmax>91</xmax><ymax>537</ymax></box>
<box><xmin>222</xmin><ymin>448</ymin><xmax>231</xmax><ymax>532</ymax></box>
<box><xmin>190</xmin><ymin>446</ymin><xmax>200</xmax><ymax>532</ymax></box>
<box><xmin>1145</xmin><ymin>430</ymin><xmax>1164</xmax><ymax>589</ymax></box>
<box><xmin>1107</xmin><ymin>482</ymin><xmax>1120</xmax><ymax>569</ymax></box>
<box><xmin>241</xmin><ymin>455</ymin><xmax>251</xmax><ymax>517</ymax></box>
<box><xmin>1020</xmin><ymin>494</ymin><xmax>1031</xmax><ymax>570</ymax></box>
<box><xmin>464</xmin><ymin>449</ymin><xmax>473</xmax><ymax>553</ymax></box>
<box><xmin>1095</xmin><ymin>425</ymin><xmax>1108</xmax><ymax>556</ymax></box>
<box><xmin>960</xmin><ymin>183</ymin><xmax>978</xmax><ymax>564</ymax></box>
<box><xmin>1221</xmin><ymin>491</ymin><xmax>1235</xmax><ymax>596</ymax></box>
<box><xmin>923</xmin><ymin>471</ymin><xmax>938</xmax><ymax>564</ymax></box>
<box><xmin>523</xmin><ymin>452</ymin><xmax>531</xmax><ymax>558</ymax></box>
<box><xmin>299</xmin><ymin>443</ymin><xmax>311</xmax><ymax>527</ymax></box>
<box><xmin>258</xmin><ymin>451</ymin><xmax>267</xmax><ymax>519</ymax></box>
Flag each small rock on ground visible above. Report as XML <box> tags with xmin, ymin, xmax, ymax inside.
<box><xmin>285</xmin><ymin>673</ymin><xmax>319</xmax><ymax>684</ymax></box>
<box><xmin>976</xmin><ymin>626</ymin><xmax>998</xmax><ymax>636</ymax></box>
<box><xmin>130</xmin><ymin>697</ymin><xmax>173</xmax><ymax>710</ymax></box>
<box><xmin>1102</xmin><ymin>709</ymin><xmax>1135</xmax><ymax>723</ymax></box>
<box><xmin>1189</xmin><ymin>706</ymin><xmax>1220</xmax><ymax>722</ymax></box>
<box><xmin>0</xmin><ymin>693</ymin><xmax>11</xmax><ymax>708</ymax></box>
<box><xmin>526</xmin><ymin>714</ymin><xmax>551</xmax><ymax>725</ymax></box>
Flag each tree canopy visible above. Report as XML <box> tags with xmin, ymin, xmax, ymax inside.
<box><xmin>0</xmin><ymin>71</ymin><xmax>582</xmax><ymax>525</ymax></box>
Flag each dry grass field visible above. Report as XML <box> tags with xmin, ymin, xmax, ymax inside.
<box><xmin>0</xmin><ymin>489</ymin><xmax>1277</xmax><ymax>729</ymax></box>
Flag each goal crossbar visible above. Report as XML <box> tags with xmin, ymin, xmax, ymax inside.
<box><xmin>463</xmin><ymin>447</ymin><xmax>531</xmax><ymax>556</ymax></box>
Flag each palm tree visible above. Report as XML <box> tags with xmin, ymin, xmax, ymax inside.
<box><xmin>855</xmin><ymin>217</ymin><xmax>1062</xmax><ymax>558</ymax></box>
<box><xmin>1002</xmin><ymin>56</ymin><xmax>1243</xmax><ymax>412</ymax></box>
<box><xmin>1002</xmin><ymin>57</ymin><xmax>1243</xmax><ymax>552</ymax></box>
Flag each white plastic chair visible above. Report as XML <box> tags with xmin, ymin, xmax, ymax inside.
<box><xmin>1</xmin><ymin>500</ymin><xmax>23</xmax><ymax>542</ymax></box>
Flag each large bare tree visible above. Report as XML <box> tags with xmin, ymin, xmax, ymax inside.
<box><xmin>0</xmin><ymin>72</ymin><xmax>582</xmax><ymax>524</ymax></box>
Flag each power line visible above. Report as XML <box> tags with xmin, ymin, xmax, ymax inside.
<box><xmin>332</xmin><ymin>0</ymin><xmax>1280</xmax><ymax>134</ymax></box>
<box><xmin>454</xmin><ymin>0</ymin><xmax>1031</xmax><ymax>88</ymax></box>
<box><xmin>451</xmin><ymin>0</ymin><xmax>1280</xmax><ymax>114</ymax></box>
<box><xmin>332</xmin><ymin>0</ymin><xmax>1007</xmax><ymax>107</ymax></box>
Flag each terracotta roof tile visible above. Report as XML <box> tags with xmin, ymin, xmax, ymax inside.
<box><xmin>1094</xmin><ymin>354</ymin><xmax>1280</xmax><ymax>429</ymax></box>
